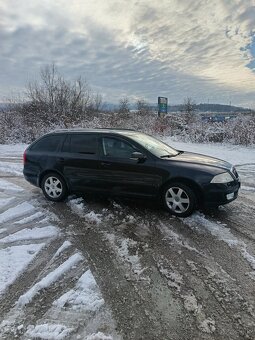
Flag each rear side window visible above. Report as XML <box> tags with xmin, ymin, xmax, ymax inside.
<box><xmin>31</xmin><ymin>135</ymin><xmax>63</xmax><ymax>152</ymax></box>
<box><xmin>69</xmin><ymin>134</ymin><xmax>98</xmax><ymax>154</ymax></box>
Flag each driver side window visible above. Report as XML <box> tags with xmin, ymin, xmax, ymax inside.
<box><xmin>102</xmin><ymin>137</ymin><xmax>136</xmax><ymax>158</ymax></box>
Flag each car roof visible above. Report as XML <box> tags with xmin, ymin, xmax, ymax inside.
<box><xmin>46</xmin><ymin>128</ymin><xmax>138</xmax><ymax>136</ymax></box>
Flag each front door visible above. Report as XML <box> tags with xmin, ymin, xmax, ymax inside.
<box><xmin>97</xmin><ymin>135</ymin><xmax>161</xmax><ymax>197</ymax></box>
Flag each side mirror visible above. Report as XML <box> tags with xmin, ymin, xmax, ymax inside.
<box><xmin>130</xmin><ymin>151</ymin><xmax>146</xmax><ymax>162</ymax></box>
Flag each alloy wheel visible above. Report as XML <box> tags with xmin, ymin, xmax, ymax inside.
<box><xmin>165</xmin><ymin>186</ymin><xmax>190</xmax><ymax>214</ymax></box>
<box><xmin>44</xmin><ymin>176</ymin><xmax>63</xmax><ymax>198</ymax></box>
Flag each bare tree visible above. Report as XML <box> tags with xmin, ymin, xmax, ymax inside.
<box><xmin>26</xmin><ymin>64</ymin><xmax>92</xmax><ymax>127</ymax></box>
<box><xmin>91</xmin><ymin>93</ymin><xmax>103</xmax><ymax>112</ymax></box>
<box><xmin>182</xmin><ymin>97</ymin><xmax>197</xmax><ymax>125</ymax></box>
<box><xmin>136</xmin><ymin>98</ymin><xmax>150</xmax><ymax>115</ymax></box>
<box><xmin>183</xmin><ymin>97</ymin><xmax>196</xmax><ymax>114</ymax></box>
<box><xmin>118</xmin><ymin>97</ymin><xmax>130</xmax><ymax>114</ymax></box>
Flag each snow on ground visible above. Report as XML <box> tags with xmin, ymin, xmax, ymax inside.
<box><xmin>157</xmin><ymin>261</ymin><xmax>183</xmax><ymax>292</ymax></box>
<box><xmin>0</xmin><ymin>178</ymin><xmax>24</xmax><ymax>192</ymax></box>
<box><xmin>0</xmin><ymin>144</ymin><xmax>27</xmax><ymax>158</ymax></box>
<box><xmin>14</xmin><ymin>211</ymin><xmax>44</xmax><ymax>224</ymax></box>
<box><xmin>0</xmin><ymin>197</ymin><xmax>15</xmax><ymax>209</ymax></box>
<box><xmin>0</xmin><ymin>226</ymin><xmax>58</xmax><ymax>244</ymax></box>
<box><xmin>66</xmin><ymin>197</ymin><xmax>85</xmax><ymax>216</ymax></box>
<box><xmin>159</xmin><ymin>221</ymin><xmax>204</xmax><ymax>255</ymax></box>
<box><xmin>0</xmin><ymin>152</ymin><xmax>118</xmax><ymax>339</ymax></box>
<box><xmin>181</xmin><ymin>292</ymin><xmax>216</xmax><ymax>334</ymax></box>
<box><xmin>0</xmin><ymin>161</ymin><xmax>23</xmax><ymax>176</ymax></box>
<box><xmin>26</xmin><ymin>325</ymin><xmax>113</xmax><ymax>340</ymax></box>
<box><xmin>53</xmin><ymin>269</ymin><xmax>104</xmax><ymax>312</ymax></box>
<box><xmin>17</xmin><ymin>253</ymin><xmax>84</xmax><ymax>306</ymax></box>
<box><xmin>67</xmin><ymin>197</ymin><xmax>103</xmax><ymax>224</ymax></box>
<box><xmin>86</xmin><ymin>333</ymin><xmax>113</xmax><ymax>340</ymax></box>
<box><xmin>53</xmin><ymin>241</ymin><xmax>72</xmax><ymax>258</ymax></box>
<box><xmin>25</xmin><ymin>323</ymin><xmax>73</xmax><ymax>340</ymax></box>
<box><xmin>184</xmin><ymin>213</ymin><xmax>238</xmax><ymax>247</ymax></box>
<box><xmin>117</xmin><ymin>238</ymin><xmax>145</xmax><ymax>277</ymax></box>
<box><xmin>241</xmin><ymin>185</ymin><xmax>255</xmax><ymax>192</ymax></box>
<box><xmin>0</xmin><ymin>202</ymin><xmax>35</xmax><ymax>223</ymax></box>
<box><xmin>0</xmin><ymin>144</ymin><xmax>25</xmax><ymax>176</ymax></box>
<box><xmin>0</xmin><ymin>243</ymin><xmax>45</xmax><ymax>295</ymax></box>
<box><xmin>163</xmin><ymin>137</ymin><xmax>255</xmax><ymax>166</ymax></box>
<box><xmin>183</xmin><ymin>212</ymin><xmax>255</xmax><ymax>278</ymax></box>
<box><xmin>85</xmin><ymin>211</ymin><xmax>103</xmax><ymax>224</ymax></box>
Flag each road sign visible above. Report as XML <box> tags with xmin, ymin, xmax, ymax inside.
<box><xmin>158</xmin><ymin>97</ymin><xmax>168</xmax><ymax>116</ymax></box>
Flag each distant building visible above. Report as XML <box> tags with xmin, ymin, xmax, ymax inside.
<box><xmin>201</xmin><ymin>112</ymin><xmax>237</xmax><ymax>122</ymax></box>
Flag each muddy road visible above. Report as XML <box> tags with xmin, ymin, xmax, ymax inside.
<box><xmin>0</xmin><ymin>158</ymin><xmax>255</xmax><ymax>340</ymax></box>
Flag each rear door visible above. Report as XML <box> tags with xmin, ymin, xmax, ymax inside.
<box><xmin>97</xmin><ymin>135</ymin><xmax>161</xmax><ymax>197</ymax></box>
<box><xmin>60</xmin><ymin>133</ymin><xmax>102</xmax><ymax>192</ymax></box>
<box><xmin>25</xmin><ymin>134</ymin><xmax>64</xmax><ymax>185</ymax></box>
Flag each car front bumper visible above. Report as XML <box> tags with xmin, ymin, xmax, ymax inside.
<box><xmin>203</xmin><ymin>180</ymin><xmax>240</xmax><ymax>207</ymax></box>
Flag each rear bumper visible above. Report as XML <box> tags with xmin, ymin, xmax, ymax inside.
<box><xmin>23</xmin><ymin>170</ymin><xmax>39</xmax><ymax>187</ymax></box>
<box><xmin>203</xmin><ymin>180</ymin><xmax>240</xmax><ymax>207</ymax></box>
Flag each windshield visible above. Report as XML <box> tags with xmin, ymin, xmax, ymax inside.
<box><xmin>123</xmin><ymin>132</ymin><xmax>179</xmax><ymax>158</ymax></box>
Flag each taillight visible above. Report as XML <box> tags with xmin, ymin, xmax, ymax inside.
<box><xmin>23</xmin><ymin>150</ymin><xmax>27</xmax><ymax>164</ymax></box>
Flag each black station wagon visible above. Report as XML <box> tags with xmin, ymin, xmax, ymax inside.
<box><xmin>23</xmin><ymin>129</ymin><xmax>240</xmax><ymax>217</ymax></box>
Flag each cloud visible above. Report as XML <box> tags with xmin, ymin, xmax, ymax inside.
<box><xmin>0</xmin><ymin>0</ymin><xmax>254</xmax><ymax>107</ymax></box>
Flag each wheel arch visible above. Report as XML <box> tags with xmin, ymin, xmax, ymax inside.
<box><xmin>39</xmin><ymin>169</ymin><xmax>69</xmax><ymax>190</ymax></box>
<box><xmin>161</xmin><ymin>177</ymin><xmax>204</xmax><ymax>207</ymax></box>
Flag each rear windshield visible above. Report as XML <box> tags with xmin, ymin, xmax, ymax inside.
<box><xmin>31</xmin><ymin>135</ymin><xmax>63</xmax><ymax>152</ymax></box>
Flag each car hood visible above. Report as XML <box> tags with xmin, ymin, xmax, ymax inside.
<box><xmin>170</xmin><ymin>151</ymin><xmax>232</xmax><ymax>171</ymax></box>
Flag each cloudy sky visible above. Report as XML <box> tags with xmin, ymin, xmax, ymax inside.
<box><xmin>1</xmin><ymin>0</ymin><xmax>255</xmax><ymax>107</ymax></box>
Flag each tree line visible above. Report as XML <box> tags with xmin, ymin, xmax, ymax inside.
<box><xmin>1</xmin><ymin>64</ymin><xmax>254</xmax><ymax>146</ymax></box>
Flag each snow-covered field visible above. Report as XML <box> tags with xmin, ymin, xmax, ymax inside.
<box><xmin>164</xmin><ymin>137</ymin><xmax>255</xmax><ymax>166</ymax></box>
<box><xmin>0</xmin><ymin>139</ymin><xmax>255</xmax><ymax>339</ymax></box>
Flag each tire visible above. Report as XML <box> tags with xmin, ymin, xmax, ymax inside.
<box><xmin>41</xmin><ymin>172</ymin><xmax>68</xmax><ymax>202</ymax></box>
<box><xmin>162</xmin><ymin>182</ymin><xmax>196</xmax><ymax>217</ymax></box>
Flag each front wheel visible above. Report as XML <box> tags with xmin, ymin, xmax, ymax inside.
<box><xmin>162</xmin><ymin>182</ymin><xmax>196</xmax><ymax>217</ymax></box>
<box><xmin>41</xmin><ymin>173</ymin><xmax>68</xmax><ymax>202</ymax></box>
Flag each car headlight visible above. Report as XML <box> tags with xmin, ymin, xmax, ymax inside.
<box><xmin>210</xmin><ymin>172</ymin><xmax>234</xmax><ymax>183</ymax></box>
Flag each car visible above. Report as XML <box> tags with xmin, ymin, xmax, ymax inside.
<box><xmin>23</xmin><ymin>128</ymin><xmax>240</xmax><ymax>217</ymax></box>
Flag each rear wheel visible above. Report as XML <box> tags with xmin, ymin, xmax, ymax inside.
<box><xmin>163</xmin><ymin>182</ymin><xmax>196</xmax><ymax>217</ymax></box>
<box><xmin>41</xmin><ymin>173</ymin><xmax>68</xmax><ymax>202</ymax></box>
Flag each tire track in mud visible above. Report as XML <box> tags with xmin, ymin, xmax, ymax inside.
<box><xmin>111</xmin><ymin>208</ymin><xmax>255</xmax><ymax>340</ymax></box>
<box><xmin>0</xmin><ymin>177</ymin><xmax>73</xmax><ymax>319</ymax></box>
<box><xmin>0</xmin><ymin>177</ymin><xmax>120</xmax><ymax>340</ymax></box>
<box><xmin>115</xmin><ymin>202</ymin><xmax>255</xmax><ymax>338</ymax></box>
<box><xmin>50</xmin><ymin>202</ymin><xmax>190</xmax><ymax>340</ymax></box>
<box><xmin>48</xmin><ymin>196</ymin><xmax>255</xmax><ymax>340</ymax></box>
<box><xmin>151</xmin><ymin>242</ymin><xmax>255</xmax><ymax>340</ymax></box>
<box><xmin>204</xmin><ymin>200</ymin><xmax>255</xmax><ymax>243</ymax></box>
<box><xmin>0</xmin><ymin>237</ymin><xmax>66</xmax><ymax>318</ymax></box>
<box><xmin>1</xmin><ymin>171</ymin><xmax>255</xmax><ymax>339</ymax></box>
<box><xmin>12</xmin><ymin>263</ymin><xmax>87</xmax><ymax>334</ymax></box>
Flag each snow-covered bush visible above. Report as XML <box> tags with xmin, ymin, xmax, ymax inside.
<box><xmin>0</xmin><ymin>107</ymin><xmax>254</xmax><ymax>146</ymax></box>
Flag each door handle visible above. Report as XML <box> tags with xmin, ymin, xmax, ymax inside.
<box><xmin>57</xmin><ymin>157</ymin><xmax>65</xmax><ymax>163</ymax></box>
<box><xmin>101</xmin><ymin>162</ymin><xmax>111</xmax><ymax>166</ymax></box>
